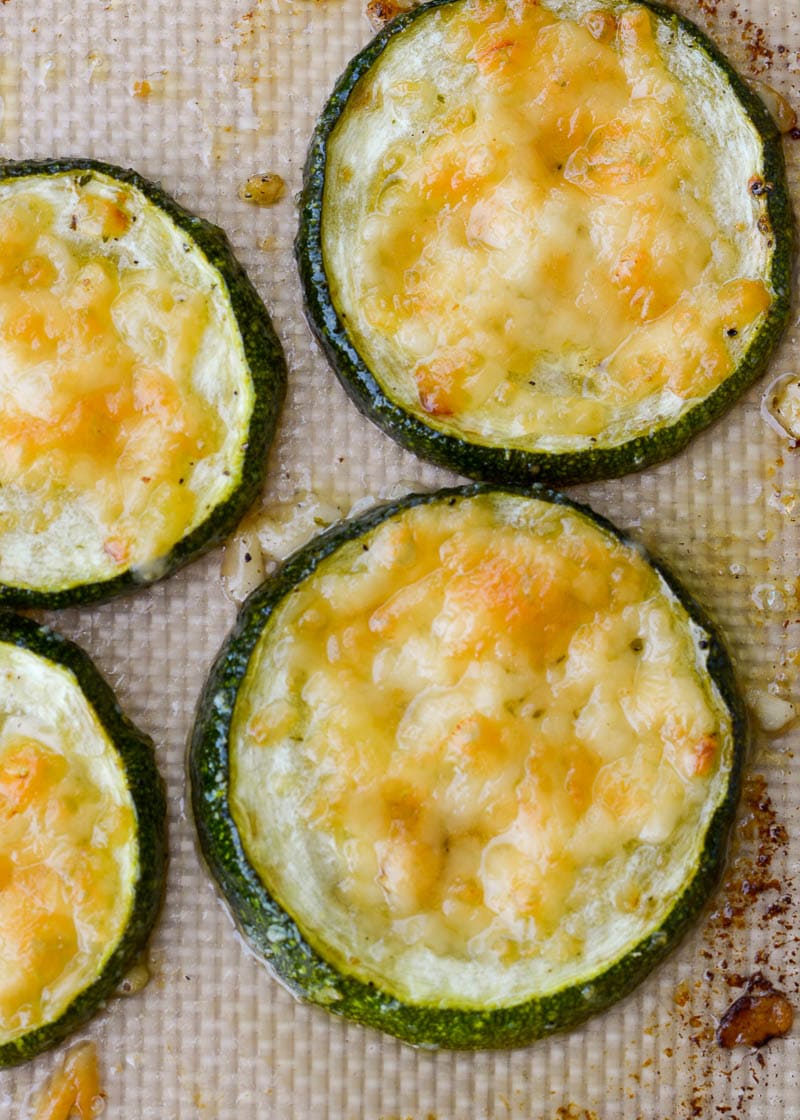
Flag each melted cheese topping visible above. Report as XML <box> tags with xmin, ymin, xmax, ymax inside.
<box><xmin>323</xmin><ymin>0</ymin><xmax>772</xmax><ymax>451</ymax></box>
<box><xmin>0</xmin><ymin>170</ymin><xmax>253</xmax><ymax>591</ymax></box>
<box><xmin>0</xmin><ymin>645</ymin><xmax>137</xmax><ymax>1044</ymax></box>
<box><xmin>231</xmin><ymin>493</ymin><xmax>734</xmax><ymax>1007</ymax></box>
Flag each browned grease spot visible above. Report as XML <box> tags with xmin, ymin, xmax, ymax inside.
<box><xmin>377</xmin><ymin>1115</ymin><xmax>437</xmax><ymax>1120</ymax></box>
<box><xmin>741</xmin><ymin>20</ymin><xmax>774</xmax><ymax>73</ymax></box>
<box><xmin>680</xmin><ymin>0</ymin><xmax>788</xmax><ymax>76</ymax></box>
<box><xmin>674</xmin><ymin>978</ymin><xmax>692</xmax><ymax>1007</ymax></box>
<box><xmin>675</xmin><ymin>768</ymin><xmax>795</xmax><ymax>1116</ymax></box>
<box><xmin>707</xmin><ymin>774</ymin><xmax>789</xmax><ymax>932</ymax></box>
<box><xmin>716</xmin><ymin>973</ymin><xmax>794</xmax><ymax>1048</ymax></box>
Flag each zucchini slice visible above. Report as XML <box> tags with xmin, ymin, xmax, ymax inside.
<box><xmin>0</xmin><ymin>613</ymin><xmax>166</xmax><ymax>1067</ymax></box>
<box><xmin>191</xmin><ymin>485</ymin><xmax>745</xmax><ymax>1048</ymax></box>
<box><xmin>297</xmin><ymin>0</ymin><xmax>793</xmax><ymax>485</ymax></box>
<box><xmin>0</xmin><ymin>158</ymin><xmax>286</xmax><ymax>607</ymax></box>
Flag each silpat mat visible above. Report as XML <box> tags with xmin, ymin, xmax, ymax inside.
<box><xmin>0</xmin><ymin>0</ymin><xmax>799</xmax><ymax>1116</ymax></box>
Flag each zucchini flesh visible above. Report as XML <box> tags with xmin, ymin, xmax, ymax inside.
<box><xmin>298</xmin><ymin>0</ymin><xmax>793</xmax><ymax>484</ymax></box>
<box><xmin>0</xmin><ymin>159</ymin><xmax>285</xmax><ymax>607</ymax></box>
<box><xmin>0</xmin><ymin>614</ymin><xmax>165</xmax><ymax>1068</ymax></box>
<box><xmin>191</xmin><ymin>486</ymin><xmax>745</xmax><ymax>1048</ymax></box>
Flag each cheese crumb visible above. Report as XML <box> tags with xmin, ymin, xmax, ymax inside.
<box><xmin>32</xmin><ymin>1042</ymin><xmax>103</xmax><ymax>1120</ymax></box>
<box><xmin>762</xmin><ymin>374</ymin><xmax>800</xmax><ymax>443</ymax></box>
<box><xmin>747</xmin><ymin>689</ymin><xmax>796</xmax><ymax>734</ymax></box>
<box><xmin>238</xmin><ymin>173</ymin><xmax>286</xmax><ymax>207</ymax></box>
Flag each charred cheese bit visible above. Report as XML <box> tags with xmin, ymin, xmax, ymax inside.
<box><xmin>32</xmin><ymin>1041</ymin><xmax>102</xmax><ymax>1120</ymax></box>
<box><xmin>0</xmin><ymin>647</ymin><xmax>137</xmax><ymax>1046</ymax></box>
<box><xmin>323</xmin><ymin>0</ymin><xmax>772</xmax><ymax>450</ymax></box>
<box><xmin>230</xmin><ymin>494</ymin><xmax>733</xmax><ymax>1007</ymax></box>
<box><xmin>0</xmin><ymin>170</ymin><xmax>252</xmax><ymax>591</ymax></box>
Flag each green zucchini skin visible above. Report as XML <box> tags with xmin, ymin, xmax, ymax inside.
<box><xmin>295</xmin><ymin>0</ymin><xmax>794</xmax><ymax>487</ymax></box>
<box><xmin>0</xmin><ymin>611</ymin><xmax>167</xmax><ymax>1068</ymax></box>
<box><xmin>190</xmin><ymin>484</ymin><xmax>746</xmax><ymax>1050</ymax></box>
<box><xmin>0</xmin><ymin>157</ymin><xmax>286</xmax><ymax>609</ymax></box>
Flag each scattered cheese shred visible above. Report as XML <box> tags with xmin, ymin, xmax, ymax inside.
<box><xmin>31</xmin><ymin>1042</ymin><xmax>103</xmax><ymax>1120</ymax></box>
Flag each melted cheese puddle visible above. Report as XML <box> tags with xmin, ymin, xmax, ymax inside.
<box><xmin>0</xmin><ymin>645</ymin><xmax>137</xmax><ymax>1044</ymax></box>
<box><xmin>231</xmin><ymin>493</ymin><xmax>734</xmax><ymax>1007</ymax></box>
<box><xmin>0</xmin><ymin>170</ymin><xmax>253</xmax><ymax>591</ymax></box>
<box><xmin>323</xmin><ymin>0</ymin><xmax>772</xmax><ymax>451</ymax></box>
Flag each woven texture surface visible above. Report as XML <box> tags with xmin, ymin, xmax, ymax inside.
<box><xmin>0</xmin><ymin>0</ymin><xmax>799</xmax><ymax>1115</ymax></box>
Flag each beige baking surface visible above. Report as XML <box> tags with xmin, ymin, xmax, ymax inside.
<box><xmin>0</xmin><ymin>0</ymin><xmax>798</xmax><ymax>1116</ymax></box>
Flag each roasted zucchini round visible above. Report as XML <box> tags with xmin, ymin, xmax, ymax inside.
<box><xmin>0</xmin><ymin>158</ymin><xmax>286</xmax><ymax>607</ymax></box>
<box><xmin>297</xmin><ymin>0</ymin><xmax>792</xmax><ymax>485</ymax></box>
<box><xmin>0</xmin><ymin>613</ymin><xmax>166</xmax><ymax>1067</ymax></box>
<box><xmin>191</xmin><ymin>485</ymin><xmax>745</xmax><ymax>1048</ymax></box>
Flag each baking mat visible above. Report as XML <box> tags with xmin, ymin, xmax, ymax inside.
<box><xmin>0</xmin><ymin>0</ymin><xmax>799</xmax><ymax>1116</ymax></box>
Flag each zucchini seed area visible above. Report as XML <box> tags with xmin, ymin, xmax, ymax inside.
<box><xmin>230</xmin><ymin>493</ymin><xmax>733</xmax><ymax>1008</ymax></box>
<box><xmin>323</xmin><ymin>0</ymin><xmax>772</xmax><ymax>452</ymax></box>
<box><xmin>0</xmin><ymin>170</ymin><xmax>254</xmax><ymax>590</ymax></box>
<box><xmin>0</xmin><ymin>644</ymin><xmax>137</xmax><ymax>1045</ymax></box>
